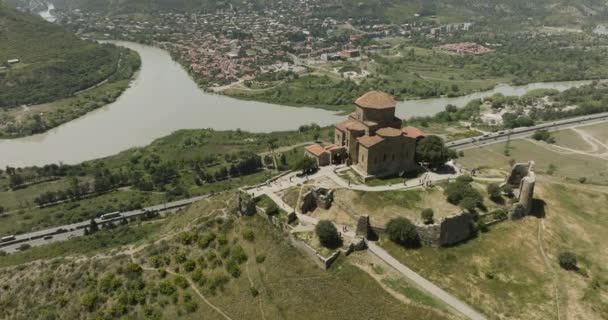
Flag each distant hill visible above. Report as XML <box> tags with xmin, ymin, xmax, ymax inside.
<box><xmin>0</xmin><ymin>2</ymin><xmax>122</xmax><ymax>107</ymax></box>
<box><xmin>38</xmin><ymin>0</ymin><xmax>608</xmax><ymax>27</ymax></box>
<box><xmin>315</xmin><ymin>0</ymin><xmax>608</xmax><ymax>26</ymax></box>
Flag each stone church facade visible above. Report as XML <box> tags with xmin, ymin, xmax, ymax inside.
<box><xmin>305</xmin><ymin>91</ymin><xmax>424</xmax><ymax>177</ymax></box>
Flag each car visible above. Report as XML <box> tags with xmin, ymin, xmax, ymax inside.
<box><xmin>43</xmin><ymin>235</ymin><xmax>53</xmax><ymax>240</ymax></box>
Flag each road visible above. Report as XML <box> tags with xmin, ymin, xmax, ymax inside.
<box><xmin>244</xmin><ymin>166</ymin><xmax>485</xmax><ymax>320</ymax></box>
<box><xmin>448</xmin><ymin>112</ymin><xmax>608</xmax><ymax>151</ymax></box>
<box><xmin>0</xmin><ymin>194</ymin><xmax>212</xmax><ymax>253</ymax></box>
<box><xmin>366</xmin><ymin>242</ymin><xmax>486</xmax><ymax>320</ymax></box>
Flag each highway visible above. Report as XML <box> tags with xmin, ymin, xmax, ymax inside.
<box><xmin>0</xmin><ymin>194</ymin><xmax>212</xmax><ymax>253</ymax></box>
<box><xmin>447</xmin><ymin>112</ymin><xmax>608</xmax><ymax>151</ymax></box>
<box><xmin>2</xmin><ymin>112</ymin><xmax>607</xmax><ymax>254</ymax></box>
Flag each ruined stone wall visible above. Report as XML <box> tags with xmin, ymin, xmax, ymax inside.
<box><xmin>300</xmin><ymin>191</ymin><xmax>316</xmax><ymax>214</ymax></box>
<box><xmin>416</xmin><ymin>223</ymin><xmax>441</xmax><ymax>246</ymax></box>
<box><xmin>518</xmin><ymin>173</ymin><xmax>535</xmax><ymax>214</ymax></box>
<box><xmin>301</xmin><ymin>188</ymin><xmax>334</xmax><ymax>213</ymax></box>
<box><xmin>416</xmin><ymin>212</ymin><xmax>475</xmax><ymax>247</ymax></box>
<box><xmin>238</xmin><ymin>192</ymin><xmax>256</xmax><ymax>216</ymax></box>
<box><xmin>439</xmin><ymin>212</ymin><xmax>475</xmax><ymax>246</ymax></box>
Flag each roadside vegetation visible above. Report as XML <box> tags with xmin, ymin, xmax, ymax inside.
<box><xmin>0</xmin><ymin>126</ymin><xmax>331</xmax><ymax>236</ymax></box>
<box><xmin>0</xmin><ymin>192</ymin><xmax>453</xmax><ymax>320</ymax></box>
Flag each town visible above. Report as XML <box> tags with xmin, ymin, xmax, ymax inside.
<box><xmin>52</xmin><ymin>1</ymin><xmax>476</xmax><ymax>89</ymax></box>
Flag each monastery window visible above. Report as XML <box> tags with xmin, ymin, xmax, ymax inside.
<box><xmin>392</xmin><ymin>154</ymin><xmax>395</xmax><ymax>161</ymax></box>
<box><xmin>383</xmin><ymin>154</ymin><xmax>387</xmax><ymax>162</ymax></box>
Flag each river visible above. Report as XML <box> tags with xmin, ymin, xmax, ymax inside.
<box><xmin>0</xmin><ymin>41</ymin><xmax>593</xmax><ymax>168</ymax></box>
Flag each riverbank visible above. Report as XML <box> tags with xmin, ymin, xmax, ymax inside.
<box><xmin>0</xmin><ymin>47</ymin><xmax>141</xmax><ymax>138</ymax></box>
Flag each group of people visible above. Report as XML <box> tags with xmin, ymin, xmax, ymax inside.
<box><xmin>419</xmin><ymin>172</ymin><xmax>433</xmax><ymax>188</ymax></box>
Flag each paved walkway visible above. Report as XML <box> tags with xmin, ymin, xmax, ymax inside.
<box><xmin>243</xmin><ymin>164</ymin><xmax>486</xmax><ymax>320</ymax></box>
<box><xmin>367</xmin><ymin>241</ymin><xmax>487</xmax><ymax>320</ymax></box>
<box><xmin>245</xmin><ymin>162</ymin><xmax>463</xmax><ymax>198</ymax></box>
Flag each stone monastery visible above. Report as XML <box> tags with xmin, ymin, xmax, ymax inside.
<box><xmin>305</xmin><ymin>91</ymin><xmax>425</xmax><ymax>177</ymax></box>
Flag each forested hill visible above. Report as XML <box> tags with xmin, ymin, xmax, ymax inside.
<box><xmin>0</xmin><ymin>3</ymin><xmax>123</xmax><ymax>107</ymax></box>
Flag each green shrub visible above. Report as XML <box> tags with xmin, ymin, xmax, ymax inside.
<box><xmin>486</xmin><ymin>183</ymin><xmax>502</xmax><ymax>200</ymax></box>
<box><xmin>266</xmin><ymin>202</ymin><xmax>279</xmax><ymax>216</ymax></box>
<box><xmin>255</xmin><ymin>254</ymin><xmax>266</xmax><ymax>263</ymax></box>
<box><xmin>80</xmin><ymin>292</ymin><xmax>99</xmax><ymax>312</ymax></box>
<box><xmin>558</xmin><ymin>251</ymin><xmax>578</xmax><ymax>270</ymax></box>
<box><xmin>173</xmin><ymin>275</ymin><xmax>188</xmax><ymax>289</ymax></box>
<box><xmin>242</xmin><ymin>229</ymin><xmax>255</xmax><ymax>241</ymax></box>
<box><xmin>158</xmin><ymin>280</ymin><xmax>176</xmax><ymax>295</ymax></box>
<box><xmin>421</xmin><ymin>208</ymin><xmax>434</xmax><ymax>225</ymax></box>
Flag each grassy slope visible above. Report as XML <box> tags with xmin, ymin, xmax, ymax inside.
<box><xmin>379</xmin><ymin>179</ymin><xmax>608</xmax><ymax>319</ymax></box>
<box><xmin>0</xmin><ymin>192</ymin><xmax>453</xmax><ymax>319</ymax></box>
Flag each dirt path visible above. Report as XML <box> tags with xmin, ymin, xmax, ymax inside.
<box><xmin>537</xmin><ymin>219</ymin><xmax>561</xmax><ymax>320</ymax></box>
<box><xmin>142</xmin><ymin>266</ymin><xmax>234</xmax><ymax>320</ymax></box>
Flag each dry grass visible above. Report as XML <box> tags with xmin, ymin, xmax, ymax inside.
<box><xmin>379</xmin><ymin>178</ymin><xmax>608</xmax><ymax>319</ymax></box>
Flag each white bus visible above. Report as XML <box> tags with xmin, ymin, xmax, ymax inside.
<box><xmin>1</xmin><ymin>235</ymin><xmax>16</xmax><ymax>242</ymax></box>
<box><xmin>100</xmin><ymin>211</ymin><xmax>122</xmax><ymax>220</ymax></box>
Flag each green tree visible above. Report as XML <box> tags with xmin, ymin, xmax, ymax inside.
<box><xmin>315</xmin><ymin>220</ymin><xmax>341</xmax><ymax>248</ymax></box>
<box><xmin>415</xmin><ymin>135</ymin><xmax>449</xmax><ymax>167</ymax></box>
<box><xmin>386</xmin><ymin>217</ymin><xmax>419</xmax><ymax>248</ymax></box>
<box><xmin>294</xmin><ymin>157</ymin><xmax>318</xmax><ymax>173</ymax></box>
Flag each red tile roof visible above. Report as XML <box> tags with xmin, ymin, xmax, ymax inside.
<box><xmin>401</xmin><ymin>127</ymin><xmax>425</xmax><ymax>139</ymax></box>
<box><xmin>358</xmin><ymin>135</ymin><xmax>384</xmax><ymax>148</ymax></box>
<box><xmin>345</xmin><ymin>121</ymin><xmax>367</xmax><ymax>132</ymax></box>
<box><xmin>376</xmin><ymin>127</ymin><xmax>402</xmax><ymax>138</ymax></box>
<box><xmin>336</xmin><ymin>120</ymin><xmax>354</xmax><ymax>131</ymax></box>
<box><xmin>305</xmin><ymin>144</ymin><xmax>328</xmax><ymax>157</ymax></box>
<box><xmin>355</xmin><ymin>91</ymin><xmax>396</xmax><ymax>109</ymax></box>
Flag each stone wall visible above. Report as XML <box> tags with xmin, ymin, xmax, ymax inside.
<box><xmin>416</xmin><ymin>212</ymin><xmax>475</xmax><ymax>247</ymax></box>
<box><xmin>300</xmin><ymin>191</ymin><xmax>316</xmax><ymax>213</ymax></box>
<box><xmin>300</xmin><ymin>188</ymin><xmax>334</xmax><ymax>213</ymax></box>
<box><xmin>286</xmin><ymin>233</ymin><xmax>341</xmax><ymax>270</ymax></box>
<box><xmin>505</xmin><ymin>160</ymin><xmax>536</xmax><ymax>219</ymax></box>
<box><xmin>439</xmin><ymin>212</ymin><xmax>475</xmax><ymax>245</ymax></box>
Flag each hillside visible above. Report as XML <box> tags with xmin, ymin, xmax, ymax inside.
<box><xmin>0</xmin><ymin>2</ymin><xmax>123</xmax><ymax>107</ymax></box>
<box><xmin>0</xmin><ymin>193</ymin><xmax>457</xmax><ymax>320</ymax></box>
<box><xmin>46</xmin><ymin>0</ymin><xmax>608</xmax><ymax>27</ymax></box>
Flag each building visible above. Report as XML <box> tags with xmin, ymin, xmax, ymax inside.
<box><xmin>305</xmin><ymin>91</ymin><xmax>424</xmax><ymax>177</ymax></box>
